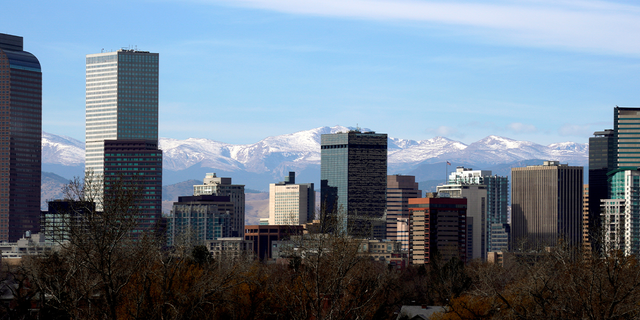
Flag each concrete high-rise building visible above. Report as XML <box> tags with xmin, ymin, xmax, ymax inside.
<box><xmin>268</xmin><ymin>172</ymin><xmax>315</xmax><ymax>225</ymax></box>
<box><xmin>85</xmin><ymin>49</ymin><xmax>159</xmax><ymax>177</ymax></box>
<box><xmin>511</xmin><ymin>161</ymin><xmax>583</xmax><ymax>249</ymax></box>
<box><xmin>320</xmin><ymin>130</ymin><xmax>387</xmax><ymax>238</ymax></box>
<box><xmin>386</xmin><ymin>175</ymin><xmax>421</xmax><ymax>251</ymax></box>
<box><xmin>103</xmin><ymin>140</ymin><xmax>162</xmax><ymax>233</ymax></box>
<box><xmin>0</xmin><ymin>33</ymin><xmax>42</xmax><ymax>242</ymax></box>
<box><xmin>408</xmin><ymin>196</ymin><xmax>467</xmax><ymax>264</ymax></box>
<box><xmin>193</xmin><ymin>173</ymin><xmax>245</xmax><ymax>236</ymax></box>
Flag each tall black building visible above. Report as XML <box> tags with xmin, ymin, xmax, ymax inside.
<box><xmin>588</xmin><ymin>130</ymin><xmax>615</xmax><ymax>239</ymax></box>
<box><xmin>0</xmin><ymin>33</ymin><xmax>42</xmax><ymax>242</ymax></box>
<box><xmin>320</xmin><ymin>130</ymin><xmax>387</xmax><ymax>237</ymax></box>
<box><xmin>103</xmin><ymin>140</ymin><xmax>162</xmax><ymax>233</ymax></box>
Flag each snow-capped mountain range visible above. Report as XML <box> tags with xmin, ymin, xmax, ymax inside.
<box><xmin>42</xmin><ymin>126</ymin><xmax>588</xmax><ymax>189</ymax></box>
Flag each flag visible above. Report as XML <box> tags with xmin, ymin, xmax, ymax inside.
<box><xmin>446</xmin><ymin>161</ymin><xmax>451</xmax><ymax>165</ymax></box>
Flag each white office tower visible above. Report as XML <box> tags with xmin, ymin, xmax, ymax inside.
<box><xmin>85</xmin><ymin>49</ymin><xmax>159</xmax><ymax>177</ymax></box>
<box><xmin>268</xmin><ymin>172</ymin><xmax>315</xmax><ymax>225</ymax></box>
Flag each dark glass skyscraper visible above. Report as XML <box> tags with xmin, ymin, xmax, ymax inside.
<box><xmin>320</xmin><ymin>131</ymin><xmax>387</xmax><ymax>237</ymax></box>
<box><xmin>0</xmin><ymin>33</ymin><xmax>41</xmax><ymax>242</ymax></box>
<box><xmin>588</xmin><ymin>129</ymin><xmax>614</xmax><ymax>243</ymax></box>
<box><xmin>103</xmin><ymin>140</ymin><xmax>162</xmax><ymax>234</ymax></box>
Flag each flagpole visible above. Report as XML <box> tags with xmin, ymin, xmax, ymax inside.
<box><xmin>445</xmin><ymin>161</ymin><xmax>451</xmax><ymax>184</ymax></box>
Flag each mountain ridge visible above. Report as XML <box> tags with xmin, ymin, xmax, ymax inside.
<box><xmin>41</xmin><ymin>126</ymin><xmax>588</xmax><ymax>190</ymax></box>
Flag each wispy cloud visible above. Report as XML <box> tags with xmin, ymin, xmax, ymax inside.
<box><xmin>507</xmin><ymin>122</ymin><xmax>537</xmax><ymax>133</ymax></box>
<box><xmin>558</xmin><ymin>123</ymin><xmax>593</xmax><ymax>136</ymax></box>
<box><xmin>427</xmin><ymin>125</ymin><xmax>460</xmax><ymax>137</ymax></box>
<box><xmin>199</xmin><ymin>0</ymin><xmax>640</xmax><ymax>56</ymax></box>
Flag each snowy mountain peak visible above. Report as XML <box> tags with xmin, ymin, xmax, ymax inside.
<box><xmin>41</xmin><ymin>127</ymin><xmax>588</xmax><ymax>182</ymax></box>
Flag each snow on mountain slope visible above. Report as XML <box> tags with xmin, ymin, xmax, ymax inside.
<box><xmin>42</xmin><ymin>128</ymin><xmax>588</xmax><ymax>175</ymax></box>
<box><xmin>442</xmin><ymin>135</ymin><xmax>587</xmax><ymax>165</ymax></box>
<box><xmin>387</xmin><ymin>136</ymin><xmax>468</xmax><ymax>164</ymax></box>
<box><xmin>42</xmin><ymin>131</ymin><xmax>84</xmax><ymax>166</ymax></box>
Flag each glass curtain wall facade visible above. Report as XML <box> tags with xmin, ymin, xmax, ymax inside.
<box><xmin>588</xmin><ymin>129</ymin><xmax>615</xmax><ymax>250</ymax></box>
<box><xmin>167</xmin><ymin>195</ymin><xmax>233</xmax><ymax>247</ymax></box>
<box><xmin>103</xmin><ymin>140</ymin><xmax>162</xmax><ymax>234</ymax></box>
<box><xmin>85</xmin><ymin>50</ymin><xmax>159</xmax><ymax>177</ymax></box>
<box><xmin>320</xmin><ymin>131</ymin><xmax>387</xmax><ymax>237</ymax></box>
<box><xmin>0</xmin><ymin>33</ymin><xmax>42</xmax><ymax>242</ymax></box>
<box><xmin>601</xmin><ymin>169</ymin><xmax>640</xmax><ymax>256</ymax></box>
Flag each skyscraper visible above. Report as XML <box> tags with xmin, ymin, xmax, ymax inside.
<box><xmin>588</xmin><ymin>130</ymin><xmax>615</xmax><ymax>247</ymax></box>
<box><xmin>614</xmin><ymin>107</ymin><xmax>640</xmax><ymax>168</ymax></box>
<box><xmin>320</xmin><ymin>130</ymin><xmax>387</xmax><ymax>237</ymax></box>
<box><xmin>269</xmin><ymin>172</ymin><xmax>315</xmax><ymax>225</ymax></box>
<box><xmin>386</xmin><ymin>175</ymin><xmax>421</xmax><ymax>251</ymax></box>
<box><xmin>103</xmin><ymin>139</ymin><xmax>162</xmax><ymax>233</ymax></box>
<box><xmin>600</xmin><ymin>168</ymin><xmax>640</xmax><ymax>256</ymax></box>
<box><xmin>437</xmin><ymin>167</ymin><xmax>509</xmax><ymax>258</ymax></box>
<box><xmin>408</xmin><ymin>196</ymin><xmax>467</xmax><ymax>264</ymax></box>
<box><xmin>511</xmin><ymin>161</ymin><xmax>583</xmax><ymax>249</ymax></box>
<box><xmin>193</xmin><ymin>173</ymin><xmax>245</xmax><ymax>237</ymax></box>
<box><xmin>0</xmin><ymin>33</ymin><xmax>42</xmax><ymax>242</ymax></box>
<box><xmin>85</xmin><ymin>49</ymin><xmax>159</xmax><ymax>177</ymax></box>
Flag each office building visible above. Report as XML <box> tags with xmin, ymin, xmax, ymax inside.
<box><xmin>600</xmin><ymin>168</ymin><xmax>640</xmax><ymax>256</ymax></box>
<box><xmin>386</xmin><ymin>175</ymin><xmax>421</xmax><ymax>251</ymax></box>
<box><xmin>614</xmin><ymin>107</ymin><xmax>640</xmax><ymax>168</ymax></box>
<box><xmin>0</xmin><ymin>33</ymin><xmax>42</xmax><ymax>242</ymax></box>
<box><xmin>193</xmin><ymin>173</ymin><xmax>245</xmax><ymax>236</ymax></box>
<box><xmin>167</xmin><ymin>195</ymin><xmax>233</xmax><ymax>247</ymax></box>
<box><xmin>85</xmin><ymin>49</ymin><xmax>159</xmax><ymax>178</ymax></box>
<box><xmin>442</xmin><ymin>167</ymin><xmax>509</xmax><ymax>254</ymax></box>
<box><xmin>511</xmin><ymin>161</ymin><xmax>583</xmax><ymax>249</ymax></box>
<box><xmin>269</xmin><ymin>172</ymin><xmax>315</xmax><ymax>225</ymax></box>
<box><xmin>42</xmin><ymin>200</ymin><xmax>95</xmax><ymax>243</ymax></box>
<box><xmin>320</xmin><ymin>130</ymin><xmax>387</xmax><ymax>237</ymax></box>
<box><xmin>583</xmin><ymin>184</ymin><xmax>590</xmax><ymax>252</ymax></box>
<box><xmin>588</xmin><ymin>130</ymin><xmax>615</xmax><ymax>249</ymax></box>
<box><xmin>408</xmin><ymin>196</ymin><xmax>467</xmax><ymax>265</ymax></box>
<box><xmin>103</xmin><ymin>140</ymin><xmax>162</xmax><ymax>234</ymax></box>
<box><xmin>244</xmin><ymin>225</ymin><xmax>303</xmax><ymax>260</ymax></box>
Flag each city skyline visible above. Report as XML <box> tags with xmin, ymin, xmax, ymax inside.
<box><xmin>3</xmin><ymin>1</ymin><xmax>638</xmax><ymax>147</ymax></box>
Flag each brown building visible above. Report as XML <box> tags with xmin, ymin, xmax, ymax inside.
<box><xmin>386</xmin><ymin>175</ymin><xmax>421</xmax><ymax>251</ymax></box>
<box><xmin>244</xmin><ymin>225</ymin><xmax>303</xmax><ymax>260</ymax></box>
<box><xmin>511</xmin><ymin>161</ymin><xmax>583</xmax><ymax>249</ymax></box>
<box><xmin>0</xmin><ymin>34</ymin><xmax>42</xmax><ymax>242</ymax></box>
<box><xmin>408</xmin><ymin>197</ymin><xmax>467</xmax><ymax>264</ymax></box>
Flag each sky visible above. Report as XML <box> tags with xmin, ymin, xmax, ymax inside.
<box><xmin>2</xmin><ymin>0</ymin><xmax>639</xmax><ymax>146</ymax></box>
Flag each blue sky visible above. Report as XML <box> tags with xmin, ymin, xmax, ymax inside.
<box><xmin>2</xmin><ymin>0</ymin><xmax>639</xmax><ymax>145</ymax></box>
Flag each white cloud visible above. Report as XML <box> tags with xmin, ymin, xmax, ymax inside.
<box><xmin>507</xmin><ymin>122</ymin><xmax>537</xmax><ymax>133</ymax></box>
<box><xmin>558</xmin><ymin>123</ymin><xmax>592</xmax><ymax>136</ymax></box>
<box><xmin>427</xmin><ymin>125</ymin><xmax>459</xmax><ymax>137</ymax></box>
<box><xmin>200</xmin><ymin>0</ymin><xmax>640</xmax><ymax>56</ymax></box>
